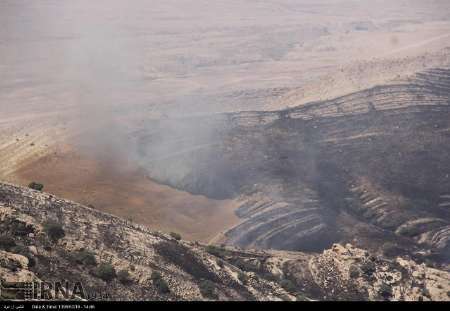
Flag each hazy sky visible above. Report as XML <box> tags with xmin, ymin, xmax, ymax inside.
<box><xmin>2</xmin><ymin>0</ymin><xmax>450</xmax><ymax>119</ymax></box>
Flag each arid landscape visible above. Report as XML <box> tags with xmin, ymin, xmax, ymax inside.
<box><xmin>1</xmin><ymin>0</ymin><xmax>450</xmax><ymax>301</ymax></box>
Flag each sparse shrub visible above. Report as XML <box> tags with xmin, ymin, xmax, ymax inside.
<box><xmin>198</xmin><ymin>279</ymin><xmax>217</xmax><ymax>299</ymax></box>
<box><xmin>95</xmin><ymin>263</ymin><xmax>116</xmax><ymax>282</ymax></box>
<box><xmin>70</xmin><ymin>250</ymin><xmax>97</xmax><ymax>266</ymax></box>
<box><xmin>360</xmin><ymin>260</ymin><xmax>376</xmax><ymax>276</ymax></box>
<box><xmin>43</xmin><ymin>221</ymin><xmax>65</xmax><ymax>242</ymax></box>
<box><xmin>205</xmin><ymin>245</ymin><xmax>227</xmax><ymax>258</ymax></box>
<box><xmin>170</xmin><ymin>232</ymin><xmax>181</xmax><ymax>241</ymax></box>
<box><xmin>28</xmin><ymin>182</ymin><xmax>44</xmax><ymax>191</ymax></box>
<box><xmin>378</xmin><ymin>283</ymin><xmax>392</xmax><ymax>299</ymax></box>
<box><xmin>117</xmin><ymin>269</ymin><xmax>132</xmax><ymax>284</ymax></box>
<box><xmin>280</xmin><ymin>278</ymin><xmax>297</xmax><ymax>293</ymax></box>
<box><xmin>0</xmin><ymin>236</ymin><xmax>16</xmax><ymax>251</ymax></box>
<box><xmin>349</xmin><ymin>265</ymin><xmax>360</xmax><ymax>278</ymax></box>
<box><xmin>238</xmin><ymin>271</ymin><xmax>249</xmax><ymax>284</ymax></box>
<box><xmin>151</xmin><ymin>271</ymin><xmax>170</xmax><ymax>294</ymax></box>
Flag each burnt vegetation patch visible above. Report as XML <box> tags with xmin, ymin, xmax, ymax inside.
<box><xmin>137</xmin><ymin>67</ymin><xmax>450</xmax><ymax>256</ymax></box>
<box><xmin>154</xmin><ymin>241</ymin><xmax>219</xmax><ymax>283</ymax></box>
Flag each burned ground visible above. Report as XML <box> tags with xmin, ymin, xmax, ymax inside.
<box><xmin>137</xmin><ymin>68</ymin><xmax>450</xmax><ymax>261</ymax></box>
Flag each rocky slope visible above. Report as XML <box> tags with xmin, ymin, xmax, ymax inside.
<box><xmin>0</xmin><ymin>182</ymin><xmax>449</xmax><ymax>301</ymax></box>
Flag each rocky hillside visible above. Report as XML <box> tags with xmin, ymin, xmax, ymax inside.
<box><xmin>0</xmin><ymin>182</ymin><xmax>449</xmax><ymax>301</ymax></box>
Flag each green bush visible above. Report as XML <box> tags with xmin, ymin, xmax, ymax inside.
<box><xmin>95</xmin><ymin>263</ymin><xmax>116</xmax><ymax>282</ymax></box>
<box><xmin>117</xmin><ymin>269</ymin><xmax>132</xmax><ymax>284</ymax></box>
<box><xmin>43</xmin><ymin>221</ymin><xmax>65</xmax><ymax>242</ymax></box>
<box><xmin>70</xmin><ymin>250</ymin><xmax>97</xmax><ymax>266</ymax></box>
<box><xmin>0</xmin><ymin>236</ymin><xmax>16</xmax><ymax>251</ymax></box>
<box><xmin>28</xmin><ymin>182</ymin><xmax>44</xmax><ymax>191</ymax></box>
<box><xmin>198</xmin><ymin>279</ymin><xmax>217</xmax><ymax>299</ymax></box>
<box><xmin>169</xmin><ymin>232</ymin><xmax>182</xmax><ymax>241</ymax></box>
<box><xmin>151</xmin><ymin>271</ymin><xmax>170</xmax><ymax>294</ymax></box>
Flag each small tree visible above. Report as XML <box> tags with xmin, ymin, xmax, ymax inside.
<box><xmin>96</xmin><ymin>263</ymin><xmax>116</xmax><ymax>282</ymax></box>
<box><xmin>43</xmin><ymin>221</ymin><xmax>65</xmax><ymax>242</ymax></box>
<box><xmin>28</xmin><ymin>182</ymin><xmax>44</xmax><ymax>191</ymax></box>
<box><xmin>151</xmin><ymin>271</ymin><xmax>170</xmax><ymax>294</ymax></box>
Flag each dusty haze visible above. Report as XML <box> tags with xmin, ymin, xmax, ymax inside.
<box><xmin>1</xmin><ymin>0</ymin><xmax>450</xmax><ymax>241</ymax></box>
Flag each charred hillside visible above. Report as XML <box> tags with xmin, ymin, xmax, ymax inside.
<box><xmin>1</xmin><ymin>182</ymin><xmax>449</xmax><ymax>301</ymax></box>
<box><xmin>137</xmin><ymin>68</ymin><xmax>450</xmax><ymax>258</ymax></box>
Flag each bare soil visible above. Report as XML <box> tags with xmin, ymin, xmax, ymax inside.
<box><xmin>13</xmin><ymin>144</ymin><xmax>239</xmax><ymax>243</ymax></box>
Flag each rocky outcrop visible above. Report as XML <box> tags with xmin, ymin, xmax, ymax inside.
<box><xmin>0</xmin><ymin>182</ymin><xmax>448</xmax><ymax>301</ymax></box>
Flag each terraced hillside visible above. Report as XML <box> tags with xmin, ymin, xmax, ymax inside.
<box><xmin>136</xmin><ymin>67</ymin><xmax>450</xmax><ymax>260</ymax></box>
<box><xmin>1</xmin><ymin>182</ymin><xmax>449</xmax><ymax>301</ymax></box>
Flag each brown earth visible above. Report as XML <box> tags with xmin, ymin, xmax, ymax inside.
<box><xmin>12</xmin><ymin>144</ymin><xmax>239</xmax><ymax>243</ymax></box>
